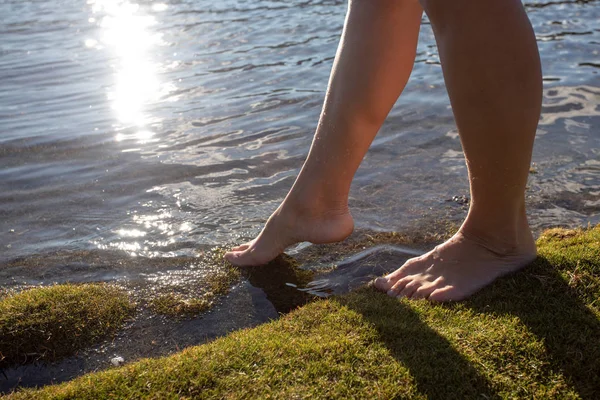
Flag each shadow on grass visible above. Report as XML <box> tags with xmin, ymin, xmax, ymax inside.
<box><xmin>242</xmin><ymin>251</ymin><xmax>599</xmax><ymax>398</ymax></box>
<box><xmin>463</xmin><ymin>256</ymin><xmax>600</xmax><ymax>399</ymax></box>
<box><xmin>244</xmin><ymin>255</ymin><xmax>498</xmax><ymax>399</ymax></box>
<box><xmin>342</xmin><ymin>255</ymin><xmax>600</xmax><ymax>399</ymax></box>
<box><xmin>340</xmin><ymin>292</ymin><xmax>499</xmax><ymax>399</ymax></box>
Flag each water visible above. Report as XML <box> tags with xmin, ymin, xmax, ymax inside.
<box><xmin>1</xmin><ymin>0</ymin><xmax>599</xmax><ymax>391</ymax></box>
<box><xmin>1</xmin><ymin>0</ymin><xmax>599</xmax><ymax>263</ymax></box>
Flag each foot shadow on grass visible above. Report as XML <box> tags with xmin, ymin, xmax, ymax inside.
<box><xmin>339</xmin><ymin>291</ymin><xmax>499</xmax><ymax>399</ymax></box>
<box><xmin>462</xmin><ymin>256</ymin><xmax>600</xmax><ymax>399</ymax></box>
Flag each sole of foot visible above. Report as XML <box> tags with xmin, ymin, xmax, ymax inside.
<box><xmin>373</xmin><ymin>230</ymin><xmax>537</xmax><ymax>302</ymax></box>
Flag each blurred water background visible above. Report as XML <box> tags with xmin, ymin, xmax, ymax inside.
<box><xmin>0</xmin><ymin>0</ymin><xmax>599</xmax><ymax>389</ymax></box>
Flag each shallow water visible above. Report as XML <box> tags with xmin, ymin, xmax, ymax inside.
<box><xmin>1</xmin><ymin>0</ymin><xmax>600</xmax><ymax>391</ymax></box>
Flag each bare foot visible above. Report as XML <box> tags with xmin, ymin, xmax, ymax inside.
<box><xmin>225</xmin><ymin>201</ymin><xmax>354</xmax><ymax>267</ymax></box>
<box><xmin>373</xmin><ymin>229</ymin><xmax>537</xmax><ymax>302</ymax></box>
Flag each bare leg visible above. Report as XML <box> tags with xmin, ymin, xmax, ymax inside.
<box><xmin>374</xmin><ymin>0</ymin><xmax>541</xmax><ymax>301</ymax></box>
<box><xmin>226</xmin><ymin>0</ymin><xmax>424</xmax><ymax>266</ymax></box>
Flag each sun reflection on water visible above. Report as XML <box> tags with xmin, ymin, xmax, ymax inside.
<box><xmin>88</xmin><ymin>0</ymin><xmax>173</xmax><ymax>142</ymax></box>
<box><xmin>91</xmin><ymin>206</ymin><xmax>194</xmax><ymax>257</ymax></box>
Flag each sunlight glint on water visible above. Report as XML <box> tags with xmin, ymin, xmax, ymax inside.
<box><xmin>91</xmin><ymin>0</ymin><xmax>171</xmax><ymax>139</ymax></box>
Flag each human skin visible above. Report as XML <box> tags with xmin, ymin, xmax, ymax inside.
<box><xmin>225</xmin><ymin>0</ymin><xmax>542</xmax><ymax>302</ymax></box>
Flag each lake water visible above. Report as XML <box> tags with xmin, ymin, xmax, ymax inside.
<box><xmin>1</xmin><ymin>0</ymin><xmax>599</xmax><ymax>390</ymax></box>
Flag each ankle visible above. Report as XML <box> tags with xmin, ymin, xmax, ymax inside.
<box><xmin>459</xmin><ymin>213</ymin><xmax>535</xmax><ymax>256</ymax></box>
<box><xmin>283</xmin><ymin>194</ymin><xmax>349</xmax><ymax>219</ymax></box>
<box><xmin>284</xmin><ymin>181</ymin><xmax>350</xmax><ymax>216</ymax></box>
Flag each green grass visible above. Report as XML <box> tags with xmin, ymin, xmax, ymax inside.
<box><xmin>149</xmin><ymin>293</ymin><xmax>212</xmax><ymax>317</ymax></box>
<box><xmin>0</xmin><ymin>284</ymin><xmax>134</xmax><ymax>369</ymax></box>
<box><xmin>4</xmin><ymin>225</ymin><xmax>600</xmax><ymax>399</ymax></box>
<box><xmin>535</xmin><ymin>226</ymin><xmax>599</xmax><ymax>309</ymax></box>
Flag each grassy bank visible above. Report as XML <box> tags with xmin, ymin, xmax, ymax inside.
<box><xmin>5</xmin><ymin>226</ymin><xmax>600</xmax><ymax>399</ymax></box>
<box><xmin>0</xmin><ymin>284</ymin><xmax>134</xmax><ymax>368</ymax></box>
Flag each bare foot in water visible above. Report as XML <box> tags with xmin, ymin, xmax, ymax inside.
<box><xmin>225</xmin><ymin>198</ymin><xmax>354</xmax><ymax>267</ymax></box>
<box><xmin>373</xmin><ymin>227</ymin><xmax>537</xmax><ymax>302</ymax></box>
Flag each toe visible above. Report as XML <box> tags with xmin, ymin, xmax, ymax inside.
<box><xmin>387</xmin><ymin>277</ymin><xmax>411</xmax><ymax>298</ymax></box>
<box><xmin>372</xmin><ymin>257</ymin><xmax>429</xmax><ymax>293</ymax></box>
<box><xmin>225</xmin><ymin>238</ymin><xmax>284</xmax><ymax>267</ymax></box>
<box><xmin>397</xmin><ymin>281</ymin><xmax>419</xmax><ymax>299</ymax></box>
<box><xmin>231</xmin><ymin>240</ymin><xmax>255</xmax><ymax>252</ymax></box>
<box><xmin>373</xmin><ymin>277</ymin><xmax>391</xmax><ymax>292</ymax></box>
<box><xmin>231</xmin><ymin>244</ymin><xmax>250</xmax><ymax>252</ymax></box>
<box><xmin>383</xmin><ymin>264</ymin><xmax>411</xmax><ymax>283</ymax></box>
<box><xmin>428</xmin><ymin>286</ymin><xmax>457</xmax><ymax>302</ymax></box>
<box><xmin>410</xmin><ymin>283</ymin><xmax>438</xmax><ymax>300</ymax></box>
<box><xmin>224</xmin><ymin>250</ymin><xmax>259</xmax><ymax>267</ymax></box>
<box><xmin>224</xmin><ymin>251</ymin><xmax>242</xmax><ymax>265</ymax></box>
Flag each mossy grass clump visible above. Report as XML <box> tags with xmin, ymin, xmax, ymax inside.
<box><xmin>148</xmin><ymin>248</ymin><xmax>241</xmax><ymax>318</ymax></box>
<box><xmin>149</xmin><ymin>293</ymin><xmax>212</xmax><ymax>317</ymax></box>
<box><xmin>206</xmin><ymin>249</ymin><xmax>242</xmax><ymax>296</ymax></box>
<box><xmin>0</xmin><ymin>283</ymin><xmax>134</xmax><ymax>368</ymax></box>
<box><xmin>6</xmin><ymin>226</ymin><xmax>600</xmax><ymax>399</ymax></box>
